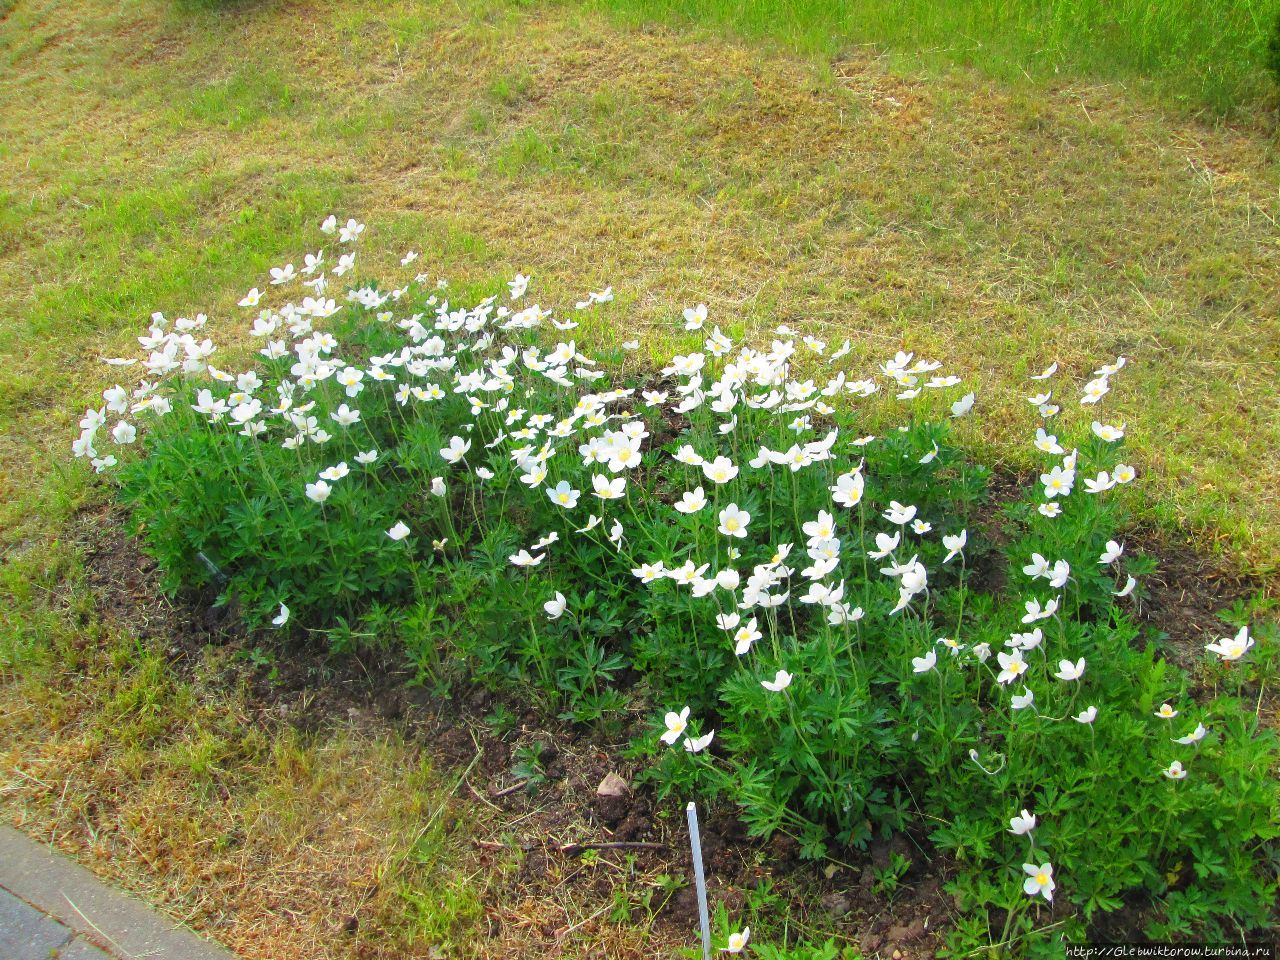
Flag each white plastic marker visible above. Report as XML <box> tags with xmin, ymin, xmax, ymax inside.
<box><xmin>686</xmin><ymin>801</ymin><xmax>711</xmax><ymax>960</ymax></box>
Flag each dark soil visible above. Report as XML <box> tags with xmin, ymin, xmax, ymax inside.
<box><xmin>71</xmin><ymin>500</ymin><xmax>1274</xmax><ymax>956</ymax></box>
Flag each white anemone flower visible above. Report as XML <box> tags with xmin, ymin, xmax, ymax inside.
<box><xmin>1023</xmin><ymin>863</ymin><xmax>1056</xmax><ymax>901</ymax></box>
<box><xmin>1074</xmin><ymin>706</ymin><xmax>1098</xmax><ymax>724</ymax></box>
<box><xmin>996</xmin><ymin>649</ymin><xmax>1028</xmax><ymax>685</ymax></box>
<box><xmin>883</xmin><ymin>501</ymin><xmax>917</xmax><ymax>525</ymax></box>
<box><xmin>1055</xmin><ymin>658</ymin><xmax>1086</xmax><ymax>681</ymax></box>
<box><xmin>660</xmin><ymin>707</ymin><xmax>690</xmax><ymax>745</ymax></box>
<box><xmin>387</xmin><ymin>521</ymin><xmax>411</xmax><ymax>541</ymax></box>
<box><xmin>718</xmin><ymin>503</ymin><xmax>751</xmax><ymax>538</ymax></box>
<box><xmin>942</xmin><ymin>529</ymin><xmax>967</xmax><ymax>563</ymax></box>
<box><xmin>911</xmin><ymin>649</ymin><xmax>937</xmax><ymax>674</ymax></box>
<box><xmin>305</xmin><ymin>480</ymin><xmax>332</xmax><ymax>503</ymax></box>
<box><xmin>1174</xmin><ymin>723</ymin><xmax>1207</xmax><ymax>745</ymax></box>
<box><xmin>761</xmin><ymin>670</ymin><xmax>793</xmax><ymax>692</ymax></box>
<box><xmin>683</xmin><ymin>730</ymin><xmax>715</xmax><ymax>753</ymax></box>
<box><xmin>702</xmin><ymin>456</ymin><xmax>739</xmax><ymax>485</ymax></box>
<box><xmin>675</xmin><ymin>487</ymin><xmax>708</xmax><ymax>514</ymax></box>
<box><xmin>547</xmin><ymin>481</ymin><xmax>580</xmax><ymax>509</ymax></box>
<box><xmin>272</xmin><ymin>603</ymin><xmax>290</xmax><ymax>627</ymax></box>
<box><xmin>543</xmin><ymin>592</ymin><xmax>567</xmax><ymax>620</ymax></box>
<box><xmin>1206</xmin><ymin>626</ymin><xmax>1253</xmax><ymax>663</ymax></box>
<box><xmin>722</xmin><ymin>928</ymin><xmax>750</xmax><ymax>954</ymax></box>
<box><xmin>1011</xmin><ymin>687</ymin><xmax>1035</xmax><ymax>710</ymax></box>
<box><xmin>1008</xmin><ymin>809</ymin><xmax>1037</xmax><ymax>836</ymax></box>
<box><xmin>440</xmin><ymin>436</ymin><xmax>471</xmax><ymax>464</ymax></box>
<box><xmin>1099</xmin><ymin>540</ymin><xmax>1123</xmax><ymax>564</ymax></box>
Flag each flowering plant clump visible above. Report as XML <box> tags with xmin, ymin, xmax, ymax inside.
<box><xmin>75</xmin><ymin>219</ymin><xmax>1278</xmax><ymax>948</ymax></box>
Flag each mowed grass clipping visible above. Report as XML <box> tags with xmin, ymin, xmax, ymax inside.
<box><xmin>585</xmin><ymin>0</ymin><xmax>1280</xmax><ymax>114</ymax></box>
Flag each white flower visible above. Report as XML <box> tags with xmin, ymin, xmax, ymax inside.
<box><xmin>660</xmin><ymin>707</ymin><xmax>690</xmax><ymax>745</ymax></box>
<box><xmin>387</xmin><ymin>521</ymin><xmax>411</xmax><ymax>541</ymax></box>
<box><xmin>683</xmin><ymin>730</ymin><xmax>715</xmax><ymax>753</ymax></box>
<box><xmin>592</xmin><ymin>473</ymin><xmax>626</xmax><ymax>499</ymax></box>
<box><xmin>830</xmin><ymin>471</ymin><xmax>865</xmax><ymax>508</ymax></box>
<box><xmin>718</xmin><ymin>503</ymin><xmax>751</xmax><ymax>538</ymax></box>
<box><xmin>1023</xmin><ymin>863</ymin><xmax>1055</xmax><ymax>902</ymax></box>
<box><xmin>1098</xmin><ymin>540</ymin><xmax>1123</xmax><ymax>564</ymax></box>
<box><xmin>1048</xmin><ymin>560</ymin><xmax>1071</xmax><ymax>589</ymax></box>
<box><xmin>509</xmin><ymin>549</ymin><xmax>545</xmax><ymax>567</ymax></box>
<box><xmin>1009</xmin><ymin>809</ymin><xmax>1037</xmax><ymax>836</ymax></box>
<box><xmin>682</xmin><ymin>303</ymin><xmax>708</xmax><ymax>330</ymax></box>
<box><xmin>1023</xmin><ymin>553</ymin><xmax>1050</xmax><ymax>579</ymax></box>
<box><xmin>271</xmin><ymin>603</ymin><xmax>290</xmax><ymax>627</ymax></box>
<box><xmin>547</xmin><ymin>481</ymin><xmax>580</xmax><ymax>509</ymax></box>
<box><xmin>675</xmin><ymin>487</ymin><xmax>708</xmax><ymax>514</ymax></box>
<box><xmin>1114</xmin><ymin>575</ymin><xmax>1137</xmax><ymax>597</ymax></box>
<box><xmin>1021</xmin><ymin>597</ymin><xmax>1058</xmax><ymax>623</ymax></box>
<box><xmin>338</xmin><ymin>218</ymin><xmax>365</xmax><ymax>243</ymax></box>
<box><xmin>883</xmin><ymin>501</ymin><xmax>917</xmax><ymax>525</ymax></box>
<box><xmin>996</xmin><ymin>649</ymin><xmax>1028</xmax><ymax>685</ymax></box>
<box><xmin>761</xmin><ymin>670</ymin><xmax>793</xmax><ymax>692</ymax></box>
<box><xmin>331</xmin><ymin>403</ymin><xmax>361</xmax><ymax>427</ymax></box>
<box><xmin>733</xmin><ymin>618</ymin><xmax>762</xmax><ymax>655</ymax></box>
<box><xmin>111</xmin><ymin>421</ymin><xmax>136</xmax><ymax>444</ymax></box>
<box><xmin>1092</xmin><ymin>421</ymin><xmax>1125</xmax><ymax>442</ymax></box>
<box><xmin>1030</xmin><ymin>361</ymin><xmax>1057</xmax><ymax>380</ymax></box>
<box><xmin>1206</xmin><ymin>625</ymin><xmax>1253</xmax><ymax>663</ymax></box>
<box><xmin>1174</xmin><ymin>723</ymin><xmax>1207</xmax><ymax>745</ymax></box>
<box><xmin>431</xmin><ymin>477</ymin><xmax>446</xmax><ymax>497</ymax></box>
<box><xmin>1113</xmin><ymin>463</ymin><xmax>1136</xmax><ymax>483</ymax></box>
<box><xmin>320</xmin><ymin>214</ymin><xmax>338</xmax><ymax>234</ymax></box>
<box><xmin>1011</xmin><ymin>687</ymin><xmax>1035</xmax><ymax>710</ymax></box>
<box><xmin>1055</xmin><ymin>658</ymin><xmax>1086</xmax><ymax>681</ymax></box>
<box><xmin>319</xmin><ymin>462</ymin><xmax>350</xmax><ymax>482</ymax></box>
<box><xmin>1034</xmin><ymin>428</ymin><xmax>1064</xmax><ymax>455</ymax></box>
<box><xmin>441</xmin><ymin>436</ymin><xmax>471</xmax><ymax>464</ymax></box>
<box><xmin>1074</xmin><ymin>705</ymin><xmax>1098</xmax><ymax>725</ymax></box>
<box><xmin>1081</xmin><ymin>376</ymin><xmax>1110</xmax><ymax>404</ymax></box>
<box><xmin>239</xmin><ymin>287</ymin><xmax>262</xmax><ymax>307</ymax></box>
<box><xmin>305</xmin><ymin>480</ymin><xmax>332</xmax><ymax>503</ymax></box>
<box><xmin>722</xmin><ymin>928</ymin><xmax>750</xmax><ymax>954</ymax></box>
<box><xmin>509</xmin><ymin>272</ymin><xmax>530</xmax><ymax>300</ymax></box>
<box><xmin>1163</xmin><ymin>760</ymin><xmax>1187</xmax><ymax>780</ymax></box>
<box><xmin>868</xmin><ymin>531</ymin><xmax>900</xmax><ymax>560</ymax></box>
<box><xmin>544</xmin><ymin>591</ymin><xmax>567</xmax><ymax>620</ymax></box>
<box><xmin>1038</xmin><ymin>502</ymin><xmax>1062</xmax><ymax>518</ymax></box>
<box><xmin>942</xmin><ymin>530</ymin><xmax>967</xmax><ymax>563</ymax></box>
<box><xmin>912</xmin><ymin>649</ymin><xmax>937</xmax><ymax>674</ymax></box>
<box><xmin>673</xmin><ymin>444</ymin><xmax>704</xmax><ymax>466</ymax></box>
<box><xmin>356</xmin><ymin>449</ymin><xmax>379</xmax><ymax>464</ymax></box>
<box><xmin>1155</xmin><ymin>703</ymin><xmax>1178</xmax><ymax>719</ymax></box>
<box><xmin>1040</xmin><ymin>465</ymin><xmax>1075</xmax><ymax>498</ymax></box>
<box><xmin>702</xmin><ymin>456</ymin><xmax>739</xmax><ymax>485</ymax></box>
<box><xmin>950</xmin><ymin>391</ymin><xmax>975</xmax><ymax>417</ymax></box>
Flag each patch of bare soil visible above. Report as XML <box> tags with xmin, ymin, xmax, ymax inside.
<box><xmin>73</xmin><ymin>500</ymin><xmax>1272</xmax><ymax>956</ymax></box>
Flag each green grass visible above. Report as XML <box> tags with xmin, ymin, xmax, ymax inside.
<box><xmin>585</xmin><ymin>0</ymin><xmax>1280</xmax><ymax>114</ymax></box>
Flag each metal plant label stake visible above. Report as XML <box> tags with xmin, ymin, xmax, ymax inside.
<box><xmin>686</xmin><ymin>801</ymin><xmax>712</xmax><ymax>960</ymax></box>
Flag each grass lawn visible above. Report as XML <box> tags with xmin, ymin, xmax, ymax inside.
<box><xmin>1</xmin><ymin>0</ymin><xmax>1278</xmax><ymax>956</ymax></box>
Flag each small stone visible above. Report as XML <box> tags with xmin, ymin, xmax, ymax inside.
<box><xmin>596</xmin><ymin>772</ymin><xmax>630</xmax><ymax>797</ymax></box>
<box><xmin>820</xmin><ymin>891</ymin><xmax>851</xmax><ymax>918</ymax></box>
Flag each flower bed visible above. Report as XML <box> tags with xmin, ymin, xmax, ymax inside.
<box><xmin>73</xmin><ymin>218</ymin><xmax>1277</xmax><ymax>951</ymax></box>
